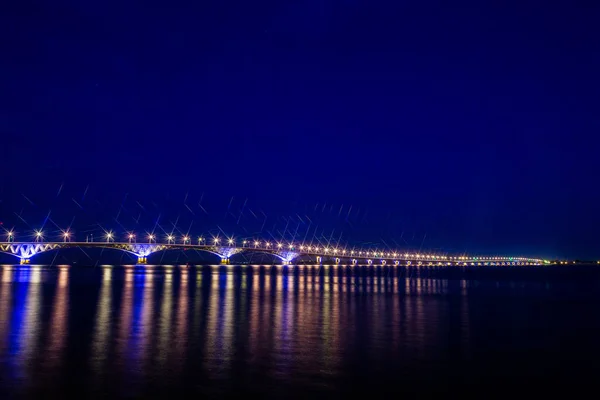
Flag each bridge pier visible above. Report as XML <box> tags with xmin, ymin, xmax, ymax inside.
<box><xmin>214</xmin><ymin>247</ymin><xmax>242</xmax><ymax>264</ymax></box>
<box><xmin>129</xmin><ymin>244</ymin><xmax>168</xmax><ymax>265</ymax></box>
<box><xmin>275</xmin><ymin>251</ymin><xmax>299</xmax><ymax>265</ymax></box>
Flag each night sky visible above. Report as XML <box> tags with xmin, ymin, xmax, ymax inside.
<box><xmin>1</xmin><ymin>1</ymin><xmax>599</xmax><ymax>259</ymax></box>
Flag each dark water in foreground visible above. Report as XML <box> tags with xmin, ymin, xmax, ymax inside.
<box><xmin>0</xmin><ymin>264</ymin><xmax>599</xmax><ymax>399</ymax></box>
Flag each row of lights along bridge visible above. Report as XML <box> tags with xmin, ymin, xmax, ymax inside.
<box><xmin>2</xmin><ymin>229</ymin><xmax>535</xmax><ymax>263</ymax></box>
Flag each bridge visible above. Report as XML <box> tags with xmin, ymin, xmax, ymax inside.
<box><xmin>0</xmin><ymin>235</ymin><xmax>545</xmax><ymax>266</ymax></box>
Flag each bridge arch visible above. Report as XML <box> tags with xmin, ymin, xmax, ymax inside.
<box><xmin>145</xmin><ymin>247</ymin><xmax>225</xmax><ymax>263</ymax></box>
<box><xmin>0</xmin><ymin>243</ymin><xmax>144</xmax><ymax>264</ymax></box>
<box><xmin>232</xmin><ymin>249</ymin><xmax>299</xmax><ymax>264</ymax></box>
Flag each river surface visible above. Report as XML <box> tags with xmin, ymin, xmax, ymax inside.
<box><xmin>0</xmin><ymin>264</ymin><xmax>599</xmax><ymax>399</ymax></box>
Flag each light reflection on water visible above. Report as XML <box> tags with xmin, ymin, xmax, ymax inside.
<box><xmin>0</xmin><ymin>264</ymin><xmax>599</xmax><ymax>398</ymax></box>
<box><xmin>91</xmin><ymin>266</ymin><xmax>112</xmax><ymax>390</ymax></box>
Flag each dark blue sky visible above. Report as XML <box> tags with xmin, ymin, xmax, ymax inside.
<box><xmin>1</xmin><ymin>0</ymin><xmax>599</xmax><ymax>259</ymax></box>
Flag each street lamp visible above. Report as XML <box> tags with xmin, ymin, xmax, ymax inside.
<box><xmin>128</xmin><ymin>233</ymin><xmax>135</xmax><ymax>243</ymax></box>
<box><xmin>213</xmin><ymin>237</ymin><xmax>220</xmax><ymax>245</ymax></box>
<box><xmin>183</xmin><ymin>236</ymin><xmax>190</xmax><ymax>244</ymax></box>
<box><xmin>62</xmin><ymin>230</ymin><xmax>70</xmax><ymax>243</ymax></box>
<box><xmin>5</xmin><ymin>230</ymin><xmax>14</xmax><ymax>243</ymax></box>
<box><xmin>105</xmin><ymin>231</ymin><xmax>113</xmax><ymax>243</ymax></box>
<box><xmin>254</xmin><ymin>241</ymin><xmax>259</xmax><ymax>248</ymax></box>
<box><xmin>198</xmin><ymin>236</ymin><xmax>204</xmax><ymax>245</ymax></box>
<box><xmin>148</xmin><ymin>234</ymin><xmax>155</xmax><ymax>243</ymax></box>
<box><xmin>34</xmin><ymin>230</ymin><xmax>43</xmax><ymax>242</ymax></box>
<box><xmin>228</xmin><ymin>238</ymin><xmax>234</xmax><ymax>246</ymax></box>
<box><xmin>167</xmin><ymin>235</ymin><xmax>174</xmax><ymax>244</ymax></box>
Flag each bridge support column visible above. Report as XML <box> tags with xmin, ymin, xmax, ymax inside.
<box><xmin>129</xmin><ymin>244</ymin><xmax>168</xmax><ymax>265</ymax></box>
<box><xmin>352</xmin><ymin>259</ymin><xmax>357</xmax><ymax>265</ymax></box>
<box><xmin>335</xmin><ymin>258</ymin><xmax>340</xmax><ymax>264</ymax></box>
<box><xmin>381</xmin><ymin>260</ymin><xmax>386</xmax><ymax>266</ymax></box>
<box><xmin>316</xmin><ymin>256</ymin><xmax>322</xmax><ymax>264</ymax></box>
<box><xmin>367</xmin><ymin>259</ymin><xmax>373</xmax><ymax>266</ymax></box>
<box><xmin>214</xmin><ymin>247</ymin><xmax>241</xmax><ymax>264</ymax></box>
<box><xmin>275</xmin><ymin>251</ymin><xmax>299</xmax><ymax>265</ymax></box>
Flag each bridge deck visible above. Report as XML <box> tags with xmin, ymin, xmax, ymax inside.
<box><xmin>0</xmin><ymin>241</ymin><xmax>545</xmax><ymax>265</ymax></box>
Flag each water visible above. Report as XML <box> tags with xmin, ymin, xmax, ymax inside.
<box><xmin>0</xmin><ymin>264</ymin><xmax>599</xmax><ymax>399</ymax></box>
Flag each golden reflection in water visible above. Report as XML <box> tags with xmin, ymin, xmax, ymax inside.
<box><xmin>323</xmin><ymin>273</ymin><xmax>340</xmax><ymax>374</ymax></box>
<box><xmin>117</xmin><ymin>268</ymin><xmax>134</xmax><ymax>367</ymax></box>
<box><xmin>206</xmin><ymin>271</ymin><xmax>235</xmax><ymax>374</ymax></box>
<box><xmin>46</xmin><ymin>266</ymin><xmax>69</xmax><ymax>372</ymax></box>
<box><xmin>222</xmin><ymin>271</ymin><xmax>234</xmax><ymax>372</ymax></box>
<box><xmin>262</xmin><ymin>271</ymin><xmax>276</xmax><ymax>370</ymax></box>
<box><xmin>391</xmin><ymin>275</ymin><xmax>400</xmax><ymax>352</ymax></box>
<box><xmin>272</xmin><ymin>274</ymin><xmax>286</xmax><ymax>375</ymax></box>
<box><xmin>241</xmin><ymin>270</ymin><xmax>247</xmax><ymax>290</ymax></box>
<box><xmin>91</xmin><ymin>267</ymin><xmax>112</xmax><ymax>378</ymax></box>
<box><xmin>306</xmin><ymin>272</ymin><xmax>319</xmax><ymax>363</ymax></box>
<box><xmin>319</xmin><ymin>274</ymin><xmax>330</xmax><ymax>365</ymax></box>
<box><xmin>18</xmin><ymin>267</ymin><xmax>43</xmax><ymax>381</ymax></box>
<box><xmin>296</xmin><ymin>272</ymin><xmax>306</xmax><ymax>362</ymax></box>
<box><xmin>298</xmin><ymin>269</ymin><xmax>305</xmax><ymax>293</ymax></box>
<box><xmin>248</xmin><ymin>270</ymin><xmax>260</xmax><ymax>358</ymax></box>
<box><xmin>204</xmin><ymin>269</ymin><xmax>219</xmax><ymax>368</ymax></box>
<box><xmin>139</xmin><ymin>270</ymin><xmax>155</xmax><ymax>371</ymax></box>
<box><xmin>238</xmin><ymin>271</ymin><xmax>248</xmax><ymax>342</ymax></box>
<box><xmin>173</xmin><ymin>269</ymin><xmax>189</xmax><ymax>375</ymax></box>
<box><xmin>157</xmin><ymin>267</ymin><xmax>173</xmax><ymax>368</ymax></box>
<box><xmin>192</xmin><ymin>271</ymin><xmax>203</xmax><ymax>338</ymax></box>
<box><xmin>261</xmin><ymin>271</ymin><xmax>272</xmax><ymax>356</ymax></box>
<box><xmin>0</xmin><ymin>267</ymin><xmax>13</xmax><ymax>356</ymax></box>
<box><xmin>205</xmin><ymin>269</ymin><xmax>235</xmax><ymax>377</ymax></box>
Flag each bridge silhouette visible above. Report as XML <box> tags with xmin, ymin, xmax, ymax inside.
<box><xmin>0</xmin><ymin>235</ymin><xmax>545</xmax><ymax>266</ymax></box>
